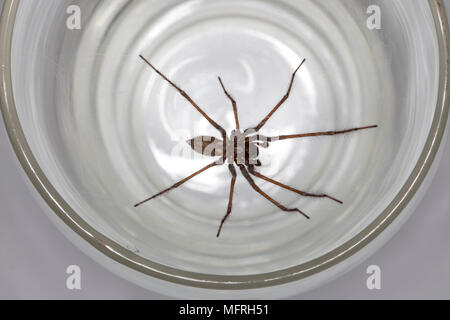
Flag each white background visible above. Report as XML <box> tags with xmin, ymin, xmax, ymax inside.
<box><xmin>1</xmin><ymin>0</ymin><xmax>450</xmax><ymax>299</ymax></box>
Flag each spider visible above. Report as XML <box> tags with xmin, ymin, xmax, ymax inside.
<box><xmin>135</xmin><ymin>54</ymin><xmax>378</xmax><ymax>237</ymax></box>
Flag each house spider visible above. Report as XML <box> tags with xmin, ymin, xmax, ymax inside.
<box><xmin>135</xmin><ymin>55</ymin><xmax>377</xmax><ymax>237</ymax></box>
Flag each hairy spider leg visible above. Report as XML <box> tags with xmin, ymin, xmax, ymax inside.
<box><xmin>245</xmin><ymin>59</ymin><xmax>306</xmax><ymax>134</ymax></box>
<box><xmin>134</xmin><ymin>161</ymin><xmax>219</xmax><ymax>207</ymax></box>
<box><xmin>238</xmin><ymin>165</ymin><xmax>310</xmax><ymax>219</ymax></box>
<box><xmin>218</xmin><ymin>77</ymin><xmax>240</xmax><ymax>130</ymax></box>
<box><xmin>139</xmin><ymin>55</ymin><xmax>227</xmax><ymax>140</ymax></box>
<box><xmin>266</xmin><ymin>125</ymin><xmax>378</xmax><ymax>142</ymax></box>
<box><xmin>217</xmin><ymin>165</ymin><xmax>237</xmax><ymax>237</ymax></box>
<box><xmin>247</xmin><ymin>165</ymin><xmax>343</xmax><ymax>204</ymax></box>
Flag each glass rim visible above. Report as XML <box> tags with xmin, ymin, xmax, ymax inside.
<box><xmin>1</xmin><ymin>0</ymin><xmax>449</xmax><ymax>290</ymax></box>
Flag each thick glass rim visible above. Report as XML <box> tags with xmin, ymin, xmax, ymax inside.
<box><xmin>1</xmin><ymin>0</ymin><xmax>449</xmax><ymax>290</ymax></box>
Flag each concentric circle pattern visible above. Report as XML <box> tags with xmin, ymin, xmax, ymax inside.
<box><xmin>9</xmin><ymin>0</ymin><xmax>440</xmax><ymax>281</ymax></box>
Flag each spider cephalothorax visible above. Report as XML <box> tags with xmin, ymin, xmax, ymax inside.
<box><xmin>135</xmin><ymin>55</ymin><xmax>378</xmax><ymax>237</ymax></box>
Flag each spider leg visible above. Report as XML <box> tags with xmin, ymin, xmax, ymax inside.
<box><xmin>238</xmin><ymin>165</ymin><xmax>310</xmax><ymax>219</ymax></box>
<box><xmin>218</xmin><ymin>77</ymin><xmax>240</xmax><ymax>130</ymax></box>
<box><xmin>247</xmin><ymin>166</ymin><xmax>342</xmax><ymax>204</ymax></box>
<box><xmin>134</xmin><ymin>161</ymin><xmax>219</xmax><ymax>207</ymax></box>
<box><xmin>217</xmin><ymin>164</ymin><xmax>237</xmax><ymax>237</ymax></box>
<box><xmin>139</xmin><ymin>55</ymin><xmax>227</xmax><ymax>139</ymax></box>
<box><xmin>267</xmin><ymin>125</ymin><xmax>378</xmax><ymax>142</ymax></box>
<box><xmin>245</xmin><ymin>59</ymin><xmax>306</xmax><ymax>134</ymax></box>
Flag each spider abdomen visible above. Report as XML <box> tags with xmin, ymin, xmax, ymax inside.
<box><xmin>187</xmin><ymin>136</ymin><xmax>224</xmax><ymax>157</ymax></box>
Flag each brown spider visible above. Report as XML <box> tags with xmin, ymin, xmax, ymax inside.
<box><xmin>135</xmin><ymin>55</ymin><xmax>378</xmax><ymax>237</ymax></box>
